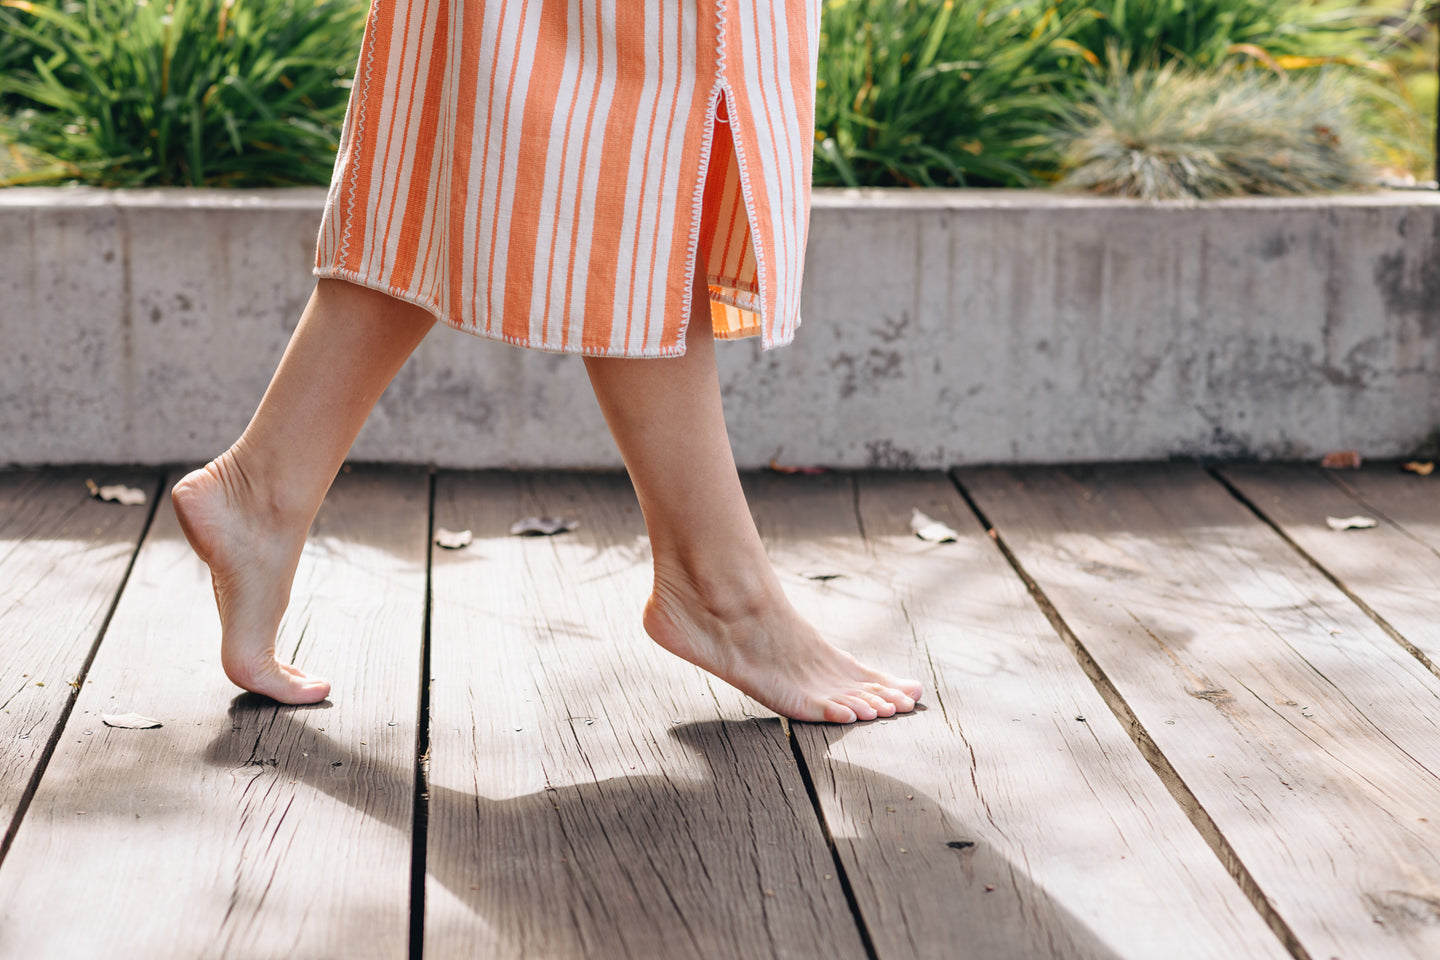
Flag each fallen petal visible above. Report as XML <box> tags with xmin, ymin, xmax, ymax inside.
<box><xmin>1326</xmin><ymin>515</ymin><xmax>1377</xmax><ymax>531</ymax></box>
<box><xmin>1320</xmin><ymin>451</ymin><xmax>1362</xmax><ymax>469</ymax></box>
<box><xmin>434</xmin><ymin>528</ymin><xmax>473</xmax><ymax>550</ymax></box>
<box><xmin>1402</xmin><ymin>461</ymin><xmax>1435</xmax><ymax>476</ymax></box>
<box><xmin>911</xmin><ymin>509</ymin><xmax>959</xmax><ymax>543</ymax></box>
<box><xmin>769</xmin><ymin>459</ymin><xmax>829</xmax><ymax>475</ymax></box>
<box><xmin>101</xmin><ymin>713</ymin><xmax>162</xmax><ymax>729</ymax></box>
<box><xmin>510</xmin><ymin>516</ymin><xmax>580</xmax><ymax>537</ymax></box>
<box><xmin>86</xmin><ymin>479</ymin><xmax>147</xmax><ymax>506</ymax></box>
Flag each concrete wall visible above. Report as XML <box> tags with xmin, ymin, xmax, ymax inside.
<box><xmin>3</xmin><ymin>187</ymin><xmax>1437</xmax><ymax>468</ymax></box>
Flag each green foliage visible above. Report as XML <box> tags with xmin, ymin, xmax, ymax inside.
<box><xmin>0</xmin><ymin>0</ymin><xmax>365</xmax><ymax>187</ymax></box>
<box><xmin>1054</xmin><ymin>61</ymin><xmax>1373</xmax><ymax>198</ymax></box>
<box><xmin>813</xmin><ymin>0</ymin><xmax>1084</xmax><ymax>187</ymax></box>
<box><xmin>0</xmin><ymin>0</ymin><xmax>1427</xmax><ymax>190</ymax></box>
<box><xmin>811</xmin><ymin>0</ymin><xmax>1421</xmax><ymax>189</ymax></box>
<box><xmin>1051</xmin><ymin>0</ymin><xmax>1380</xmax><ymax>69</ymax></box>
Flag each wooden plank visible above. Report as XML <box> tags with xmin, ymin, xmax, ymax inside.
<box><xmin>0</xmin><ymin>466</ymin><xmax>428</xmax><ymax>958</ymax></box>
<box><xmin>1219</xmin><ymin>462</ymin><xmax>1440</xmax><ymax>673</ymax></box>
<box><xmin>0</xmin><ymin>468</ymin><xmax>156</xmax><ymax>831</ymax></box>
<box><xmin>959</xmin><ymin>463</ymin><xmax>1440</xmax><ymax>960</ymax></box>
<box><xmin>424</xmin><ymin>471</ymin><xmax>867</xmax><ymax>960</ymax></box>
<box><xmin>750</xmin><ymin>472</ymin><xmax>1285</xmax><ymax>960</ymax></box>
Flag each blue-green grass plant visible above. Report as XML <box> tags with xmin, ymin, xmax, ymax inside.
<box><xmin>1054</xmin><ymin>59</ymin><xmax>1373</xmax><ymax>198</ymax></box>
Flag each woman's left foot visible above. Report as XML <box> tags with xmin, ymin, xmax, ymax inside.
<box><xmin>642</xmin><ymin>564</ymin><xmax>922</xmax><ymax>724</ymax></box>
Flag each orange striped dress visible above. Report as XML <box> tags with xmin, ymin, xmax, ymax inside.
<box><xmin>314</xmin><ymin>0</ymin><xmax>819</xmax><ymax>357</ymax></box>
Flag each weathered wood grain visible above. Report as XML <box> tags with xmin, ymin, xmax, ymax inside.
<box><xmin>959</xmin><ymin>463</ymin><xmax>1440</xmax><ymax>960</ymax></box>
<box><xmin>0</xmin><ymin>468</ymin><xmax>156</xmax><ymax>833</ymax></box>
<box><xmin>423</xmin><ymin>471</ymin><xmax>867</xmax><ymax>960</ymax></box>
<box><xmin>0</xmin><ymin>467</ymin><xmax>428</xmax><ymax>959</ymax></box>
<box><xmin>750</xmin><ymin>471</ymin><xmax>1286</xmax><ymax>960</ymax></box>
<box><xmin>1219</xmin><ymin>462</ymin><xmax>1440</xmax><ymax>674</ymax></box>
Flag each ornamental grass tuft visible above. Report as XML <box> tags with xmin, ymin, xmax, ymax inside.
<box><xmin>1054</xmin><ymin>60</ymin><xmax>1373</xmax><ymax>199</ymax></box>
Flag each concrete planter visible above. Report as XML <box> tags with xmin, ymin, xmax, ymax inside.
<box><xmin>2</xmin><ymin>186</ymin><xmax>1437</xmax><ymax>468</ymax></box>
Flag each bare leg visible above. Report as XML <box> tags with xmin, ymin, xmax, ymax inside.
<box><xmin>583</xmin><ymin>281</ymin><xmax>923</xmax><ymax>723</ymax></box>
<box><xmin>171</xmin><ymin>279</ymin><xmax>435</xmax><ymax>703</ymax></box>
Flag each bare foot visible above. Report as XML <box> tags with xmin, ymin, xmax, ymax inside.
<box><xmin>171</xmin><ymin>457</ymin><xmax>331</xmax><ymax>704</ymax></box>
<box><xmin>643</xmin><ymin>567</ymin><xmax>922</xmax><ymax>724</ymax></box>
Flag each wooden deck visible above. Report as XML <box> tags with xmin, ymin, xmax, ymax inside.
<box><xmin>2</xmin><ymin>463</ymin><xmax>1438</xmax><ymax>959</ymax></box>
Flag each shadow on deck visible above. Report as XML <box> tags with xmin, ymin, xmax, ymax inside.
<box><xmin>1</xmin><ymin>463</ymin><xmax>1437</xmax><ymax>959</ymax></box>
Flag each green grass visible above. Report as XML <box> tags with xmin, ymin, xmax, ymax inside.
<box><xmin>813</xmin><ymin>0</ymin><xmax>1085</xmax><ymax>187</ymax></box>
<box><xmin>0</xmin><ymin>0</ymin><xmax>365</xmax><ymax>187</ymax></box>
<box><xmin>1</xmin><ymin>0</ymin><xmax>1431</xmax><ymax>190</ymax></box>
<box><xmin>1051</xmin><ymin>0</ymin><xmax>1382</xmax><ymax>69</ymax></box>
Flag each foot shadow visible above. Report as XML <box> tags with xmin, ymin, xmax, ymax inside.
<box><xmin>208</xmin><ymin>699</ymin><xmax>1126</xmax><ymax>960</ymax></box>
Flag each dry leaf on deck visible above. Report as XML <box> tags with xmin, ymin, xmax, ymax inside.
<box><xmin>509</xmin><ymin>516</ymin><xmax>579</xmax><ymax>537</ymax></box>
<box><xmin>911</xmin><ymin>509</ymin><xmax>959</xmax><ymax>543</ymax></box>
<box><xmin>101</xmin><ymin>713</ymin><xmax>162</xmax><ymax>729</ymax></box>
<box><xmin>1326</xmin><ymin>515</ymin><xmax>1377</xmax><ymax>531</ymax></box>
<box><xmin>85</xmin><ymin>479</ymin><xmax>147</xmax><ymax>506</ymax></box>
<box><xmin>1402</xmin><ymin>461</ymin><xmax>1434</xmax><ymax>476</ymax></box>
<box><xmin>434</xmin><ymin>528</ymin><xmax>473</xmax><ymax>550</ymax></box>
<box><xmin>1320</xmin><ymin>451</ymin><xmax>1362</xmax><ymax>469</ymax></box>
<box><xmin>768</xmin><ymin>459</ymin><xmax>829</xmax><ymax>475</ymax></box>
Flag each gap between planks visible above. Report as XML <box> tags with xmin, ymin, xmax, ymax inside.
<box><xmin>0</xmin><ymin>469</ymin><xmax>163</xmax><ymax>866</ymax></box>
<box><xmin>1212</xmin><ymin>463</ymin><xmax>1440</xmax><ymax>684</ymax></box>
<box><xmin>752</xmin><ymin>471</ymin><xmax>1284</xmax><ymax>960</ymax></box>
<box><xmin>946</xmin><ymin>468</ymin><xmax>1305</xmax><ymax>960</ymax></box>
<box><xmin>956</xmin><ymin>463</ymin><xmax>1440</xmax><ymax>960</ymax></box>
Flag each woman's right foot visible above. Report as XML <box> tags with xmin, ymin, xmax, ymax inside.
<box><xmin>171</xmin><ymin>456</ymin><xmax>331</xmax><ymax>704</ymax></box>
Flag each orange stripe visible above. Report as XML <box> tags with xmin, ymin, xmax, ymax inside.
<box><xmin>446</xmin><ymin>3</ymin><xmax>481</xmax><ymax>328</ymax></box>
<box><xmin>471</xmin><ymin>0</ymin><xmax>516</xmax><ymax>329</ymax></box>
<box><xmin>541</xmin><ymin>7</ymin><xmax>589</xmax><ymax>348</ymax></box>
<box><xmin>484</xmin><ymin>0</ymin><xmax>534</xmax><ymax>334</ymax></box>
<box><xmin>371</xmin><ymin>0</ymin><xmax>427</xmax><ymax>278</ymax></box>
<box><xmin>390</xmin><ymin>0</ymin><xmax>452</xmax><ymax>291</ymax></box>
<box><xmin>619</xmin><ymin>0</ymin><xmax>669</xmax><ymax>349</ymax></box>
<box><xmin>781</xmin><ymin>0</ymin><xmax>814</xmax><ymax>327</ymax></box>
<box><xmin>558</xmin><ymin>1</ymin><xmax>605</xmax><ymax>352</ymax></box>
<box><xmin>645</xmin><ymin>1</ymin><xmax>699</xmax><ymax>350</ymax></box>
<box><xmin>500</xmin><ymin>0</ymin><xmax>568</xmax><ymax>342</ymax></box>
<box><xmin>659</xmin><ymin>9</ymin><xmax>720</xmax><ymax>350</ymax></box>
<box><xmin>579</xmin><ymin>0</ymin><xmax>648</xmax><ymax>351</ymax></box>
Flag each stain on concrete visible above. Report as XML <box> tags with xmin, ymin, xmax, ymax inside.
<box><xmin>864</xmin><ymin>440</ymin><xmax>917</xmax><ymax>469</ymax></box>
<box><xmin>872</xmin><ymin>312</ymin><xmax>910</xmax><ymax>343</ymax></box>
<box><xmin>1258</xmin><ymin>232</ymin><xmax>1292</xmax><ymax>260</ymax></box>
<box><xmin>1373</xmin><ymin>215</ymin><xmax>1440</xmax><ymax>336</ymax></box>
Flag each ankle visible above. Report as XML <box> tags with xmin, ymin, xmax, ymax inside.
<box><xmin>208</xmin><ymin>446</ymin><xmax>313</xmax><ymax>531</ymax></box>
<box><xmin>651</xmin><ymin>555</ymin><xmax>782</xmax><ymax>625</ymax></box>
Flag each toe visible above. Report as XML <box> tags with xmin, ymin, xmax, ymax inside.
<box><xmin>836</xmin><ymin>694</ymin><xmax>879</xmax><ymax>722</ymax></box>
<box><xmin>821</xmin><ymin>700</ymin><xmax>859</xmax><ymax>724</ymax></box>
<box><xmin>857</xmin><ymin>690</ymin><xmax>895</xmax><ymax>717</ymax></box>
<box><xmin>866</xmin><ymin>684</ymin><xmax>916</xmax><ymax>713</ymax></box>
<box><xmin>225</xmin><ymin>656</ymin><xmax>329</xmax><ymax>705</ymax></box>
